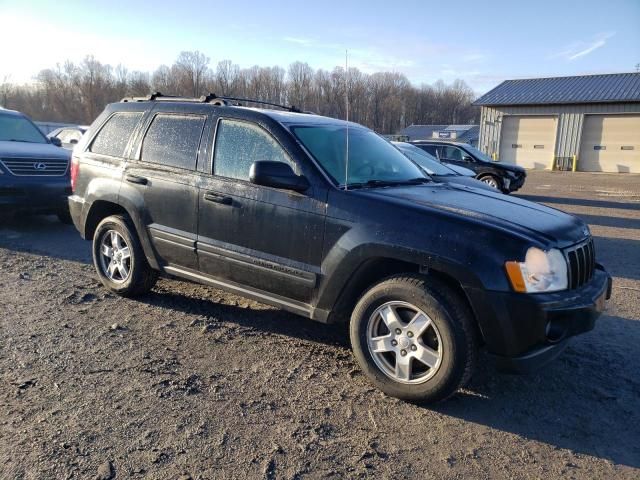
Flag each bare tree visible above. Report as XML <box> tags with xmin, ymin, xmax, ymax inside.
<box><xmin>286</xmin><ymin>61</ymin><xmax>313</xmax><ymax>110</ymax></box>
<box><xmin>175</xmin><ymin>50</ymin><xmax>210</xmax><ymax>97</ymax></box>
<box><xmin>3</xmin><ymin>52</ymin><xmax>479</xmax><ymax>132</ymax></box>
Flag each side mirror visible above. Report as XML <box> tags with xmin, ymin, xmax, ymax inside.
<box><xmin>249</xmin><ymin>161</ymin><xmax>310</xmax><ymax>192</ymax></box>
<box><xmin>50</xmin><ymin>137</ymin><xmax>62</xmax><ymax>147</ymax></box>
<box><xmin>462</xmin><ymin>155</ymin><xmax>473</xmax><ymax>162</ymax></box>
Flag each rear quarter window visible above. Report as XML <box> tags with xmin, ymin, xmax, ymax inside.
<box><xmin>89</xmin><ymin>112</ymin><xmax>143</xmax><ymax>157</ymax></box>
<box><xmin>140</xmin><ymin>114</ymin><xmax>206</xmax><ymax>170</ymax></box>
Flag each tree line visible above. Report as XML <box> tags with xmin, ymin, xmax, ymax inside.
<box><xmin>1</xmin><ymin>51</ymin><xmax>479</xmax><ymax>134</ymax></box>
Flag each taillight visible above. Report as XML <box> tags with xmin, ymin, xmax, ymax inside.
<box><xmin>70</xmin><ymin>156</ymin><xmax>80</xmax><ymax>193</ymax></box>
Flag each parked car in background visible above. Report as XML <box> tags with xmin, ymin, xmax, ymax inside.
<box><xmin>411</xmin><ymin>140</ymin><xmax>526</xmax><ymax>193</ymax></box>
<box><xmin>392</xmin><ymin>142</ymin><xmax>494</xmax><ymax>191</ymax></box>
<box><xmin>68</xmin><ymin>93</ymin><xmax>611</xmax><ymax>403</ymax></box>
<box><xmin>0</xmin><ymin>108</ymin><xmax>72</xmax><ymax>223</ymax></box>
<box><xmin>47</xmin><ymin>126</ymin><xmax>88</xmax><ymax>150</ymax></box>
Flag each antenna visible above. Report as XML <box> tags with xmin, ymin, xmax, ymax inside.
<box><xmin>344</xmin><ymin>49</ymin><xmax>349</xmax><ymax>190</ymax></box>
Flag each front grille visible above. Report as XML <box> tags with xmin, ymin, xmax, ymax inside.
<box><xmin>0</xmin><ymin>157</ymin><xmax>69</xmax><ymax>176</ymax></box>
<box><xmin>565</xmin><ymin>238</ymin><xmax>596</xmax><ymax>289</ymax></box>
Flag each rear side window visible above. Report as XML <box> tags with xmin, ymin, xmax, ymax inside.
<box><xmin>419</xmin><ymin>145</ymin><xmax>438</xmax><ymax>157</ymax></box>
<box><xmin>140</xmin><ymin>114</ymin><xmax>206</xmax><ymax>170</ymax></box>
<box><xmin>90</xmin><ymin>112</ymin><xmax>143</xmax><ymax>157</ymax></box>
<box><xmin>213</xmin><ymin>119</ymin><xmax>293</xmax><ymax>181</ymax></box>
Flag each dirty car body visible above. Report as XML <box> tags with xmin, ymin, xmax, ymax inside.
<box><xmin>68</xmin><ymin>96</ymin><xmax>612</xmax><ymax>402</ymax></box>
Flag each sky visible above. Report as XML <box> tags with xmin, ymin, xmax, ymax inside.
<box><xmin>0</xmin><ymin>0</ymin><xmax>638</xmax><ymax>95</ymax></box>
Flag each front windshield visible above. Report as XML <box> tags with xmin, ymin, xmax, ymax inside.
<box><xmin>0</xmin><ymin>113</ymin><xmax>48</xmax><ymax>144</ymax></box>
<box><xmin>465</xmin><ymin>145</ymin><xmax>493</xmax><ymax>163</ymax></box>
<box><xmin>292</xmin><ymin>125</ymin><xmax>426</xmax><ymax>187</ymax></box>
<box><xmin>395</xmin><ymin>143</ymin><xmax>457</xmax><ymax>176</ymax></box>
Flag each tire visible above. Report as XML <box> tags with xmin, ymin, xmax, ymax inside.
<box><xmin>57</xmin><ymin>209</ymin><xmax>73</xmax><ymax>225</ymax></box>
<box><xmin>92</xmin><ymin>214</ymin><xmax>158</xmax><ymax>297</ymax></box>
<box><xmin>350</xmin><ymin>274</ymin><xmax>477</xmax><ymax>403</ymax></box>
<box><xmin>479</xmin><ymin>174</ymin><xmax>501</xmax><ymax>190</ymax></box>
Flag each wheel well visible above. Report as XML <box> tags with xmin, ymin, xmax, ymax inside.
<box><xmin>329</xmin><ymin>258</ymin><xmax>478</xmax><ymax>331</ymax></box>
<box><xmin>84</xmin><ymin>201</ymin><xmax>128</xmax><ymax>240</ymax></box>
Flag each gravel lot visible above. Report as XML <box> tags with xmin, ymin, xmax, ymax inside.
<box><xmin>1</xmin><ymin>171</ymin><xmax>639</xmax><ymax>479</ymax></box>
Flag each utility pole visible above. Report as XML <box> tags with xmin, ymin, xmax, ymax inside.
<box><xmin>635</xmin><ymin>63</ymin><xmax>640</xmax><ymax>72</ymax></box>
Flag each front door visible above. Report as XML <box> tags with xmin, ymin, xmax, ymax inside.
<box><xmin>438</xmin><ymin>145</ymin><xmax>470</xmax><ymax>169</ymax></box>
<box><xmin>197</xmin><ymin>118</ymin><xmax>326</xmax><ymax>304</ymax></box>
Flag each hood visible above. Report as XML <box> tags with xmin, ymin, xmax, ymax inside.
<box><xmin>435</xmin><ymin>175</ymin><xmax>495</xmax><ymax>192</ymax></box>
<box><xmin>0</xmin><ymin>141</ymin><xmax>71</xmax><ymax>161</ymax></box>
<box><xmin>492</xmin><ymin>162</ymin><xmax>526</xmax><ymax>173</ymax></box>
<box><xmin>443</xmin><ymin>163</ymin><xmax>475</xmax><ymax>177</ymax></box>
<box><xmin>359</xmin><ymin>183</ymin><xmax>588</xmax><ymax>247</ymax></box>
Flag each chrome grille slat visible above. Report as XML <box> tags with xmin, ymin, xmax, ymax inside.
<box><xmin>0</xmin><ymin>157</ymin><xmax>69</xmax><ymax>176</ymax></box>
<box><xmin>565</xmin><ymin>238</ymin><xmax>595</xmax><ymax>289</ymax></box>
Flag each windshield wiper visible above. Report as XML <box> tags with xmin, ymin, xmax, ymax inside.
<box><xmin>343</xmin><ymin>177</ymin><xmax>430</xmax><ymax>190</ymax></box>
<box><xmin>6</xmin><ymin>139</ymin><xmax>33</xmax><ymax>143</ymax></box>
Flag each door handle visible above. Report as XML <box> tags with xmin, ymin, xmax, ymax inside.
<box><xmin>203</xmin><ymin>192</ymin><xmax>232</xmax><ymax>205</ymax></box>
<box><xmin>125</xmin><ymin>174</ymin><xmax>148</xmax><ymax>185</ymax></box>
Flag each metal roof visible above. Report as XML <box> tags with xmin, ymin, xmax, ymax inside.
<box><xmin>474</xmin><ymin>72</ymin><xmax>640</xmax><ymax>106</ymax></box>
<box><xmin>399</xmin><ymin>124</ymin><xmax>479</xmax><ymax>144</ymax></box>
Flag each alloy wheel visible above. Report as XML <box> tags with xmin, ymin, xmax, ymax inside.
<box><xmin>366</xmin><ymin>301</ymin><xmax>443</xmax><ymax>384</ymax></box>
<box><xmin>481</xmin><ymin>176</ymin><xmax>499</xmax><ymax>189</ymax></box>
<box><xmin>99</xmin><ymin>230</ymin><xmax>131</xmax><ymax>283</ymax></box>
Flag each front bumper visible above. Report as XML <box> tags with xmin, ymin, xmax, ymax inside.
<box><xmin>466</xmin><ymin>265</ymin><xmax>612</xmax><ymax>373</ymax></box>
<box><xmin>0</xmin><ymin>178</ymin><xmax>71</xmax><ymax>215</ymax></box>
<box><xmin>505</xmin><ymin>173</ymin><xmax>526</xmax><ymax>192</ymax></box>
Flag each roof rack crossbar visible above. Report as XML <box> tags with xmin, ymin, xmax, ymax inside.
<box><xmin>120</xmin><ymin>92</ymin><xmax>303</xmax><ymax>113</ymax></box>
<box><xmin>216</xmin><ymin>96</ymin><xmax>301</xmax><ymax>113</ymax></box>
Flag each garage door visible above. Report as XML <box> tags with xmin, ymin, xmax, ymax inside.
<box><xmin>499</xmin><ymin>116</ymin><xmax>557</xmax><ymax>169</ymax></box>
<box><xmin>579</xmin><ymin>115</ymin><xmax>640</xmax><ymax>173</ymax></box>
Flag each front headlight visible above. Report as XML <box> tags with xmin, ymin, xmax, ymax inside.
<box><xmin>505</xmin><ymin>247</ymin><xmax>568</xmax><ymax>293</ymax></box>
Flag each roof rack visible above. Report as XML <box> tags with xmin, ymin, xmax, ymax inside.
<box><xmin>120</xmin><ymin>92</ymin><xmax>304</xmax><ymax>113</ymax></box>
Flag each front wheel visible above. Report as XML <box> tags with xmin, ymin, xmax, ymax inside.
<box><xmin>92</xmin><ymin>214</ymin><xmax>158</xmax><ymax>296</ymax></box>
<box><xmin>350</xmin><ymin>275</ymin><xmax>477</xmax><ymax>403</ymax></box>
<box><xmin>479</xmin><ymin>174</ymin><xmax>501</xmax><ymax>190</ymax></box>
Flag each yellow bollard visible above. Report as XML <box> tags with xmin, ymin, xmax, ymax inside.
<box><xmin>571</xmin><ymin>155</ymin><xmax>577</xmax><ymax>172</ymax></box>
<box><xmin>550</xmin><ymin>156</ymin><xmax>556</xmax><ymax>171</ymax></box>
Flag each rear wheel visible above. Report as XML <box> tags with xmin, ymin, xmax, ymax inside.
<box><xmin>92</xmin><ymin>215</ymin><xmax>158</xmax><ymax>296</ymax></box>
<box><xmin>350</xmin><ymin>274</ymin><xmax>477</xmax><ymax>403</ymax></box>
<box><xmin>479</xmin><ymin>174</ymin><xmax>501</xmax><ymax>190</ymax></box>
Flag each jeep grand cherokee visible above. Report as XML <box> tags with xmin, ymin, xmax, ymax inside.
<box><xmin>68</xmin><ymin>93</ymin><xmax>612</xmax><ymax>403</ymax></box>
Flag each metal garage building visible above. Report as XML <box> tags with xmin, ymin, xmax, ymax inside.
<box><xmin>475</xmin><ymin>73</ymin><xmax>640</xmax><ymax>172</ymax></box>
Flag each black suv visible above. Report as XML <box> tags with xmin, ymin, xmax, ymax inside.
<box><xmin>68</xmin><ymin>94</ymin><xmax>611</xmax><ymax>403</ymax></box>
<box><xmin>411</xmin><ymin>140</ymin><xmax>526</xmax><ymax>193</ymax></box>
<box><xmin>0</xmin><ymin>108</ymin><xmax>72</xmax><ymax>223</ymax></box>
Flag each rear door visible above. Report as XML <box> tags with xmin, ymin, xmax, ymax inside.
<box><xmin>196</xmin><ymin>117</ymin><xmax>326</xmax><ymax>305</ymax></box>
<box><xmin>124</xmin><ymin>108</ymin><xmax>208</xmax><ymax>270</ymax></box>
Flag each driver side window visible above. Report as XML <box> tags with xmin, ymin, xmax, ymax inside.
<box><xmin>441</xmin><ymin>146</ymin><xmax>464</xmax><ymax>161</ymax></box>
<box><xmin>213</xmin><ymin>119</ymin><xmax>295</xmax><ymax>181</ymax></box>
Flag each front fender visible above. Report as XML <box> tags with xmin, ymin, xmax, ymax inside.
<box><xmin>314</xmin><ymin>237</ymin><xmax>484</xmax><ymax>315</ymax></box>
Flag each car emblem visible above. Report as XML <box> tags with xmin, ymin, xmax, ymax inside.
<box><xmin>583</xmin><ymin>226</ymin><xmax>590</xmax><ymax>237</ymax></box>
<box><xmin>33</xmin><ymin>162</ymin><xmax>47</xmax><ymax>170</ymax></box>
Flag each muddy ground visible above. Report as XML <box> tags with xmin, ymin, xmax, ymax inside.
<box><xmin>1</xmin><ymin>171</ymin><xmax>639</xmax><ymax>479</ymax></box>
